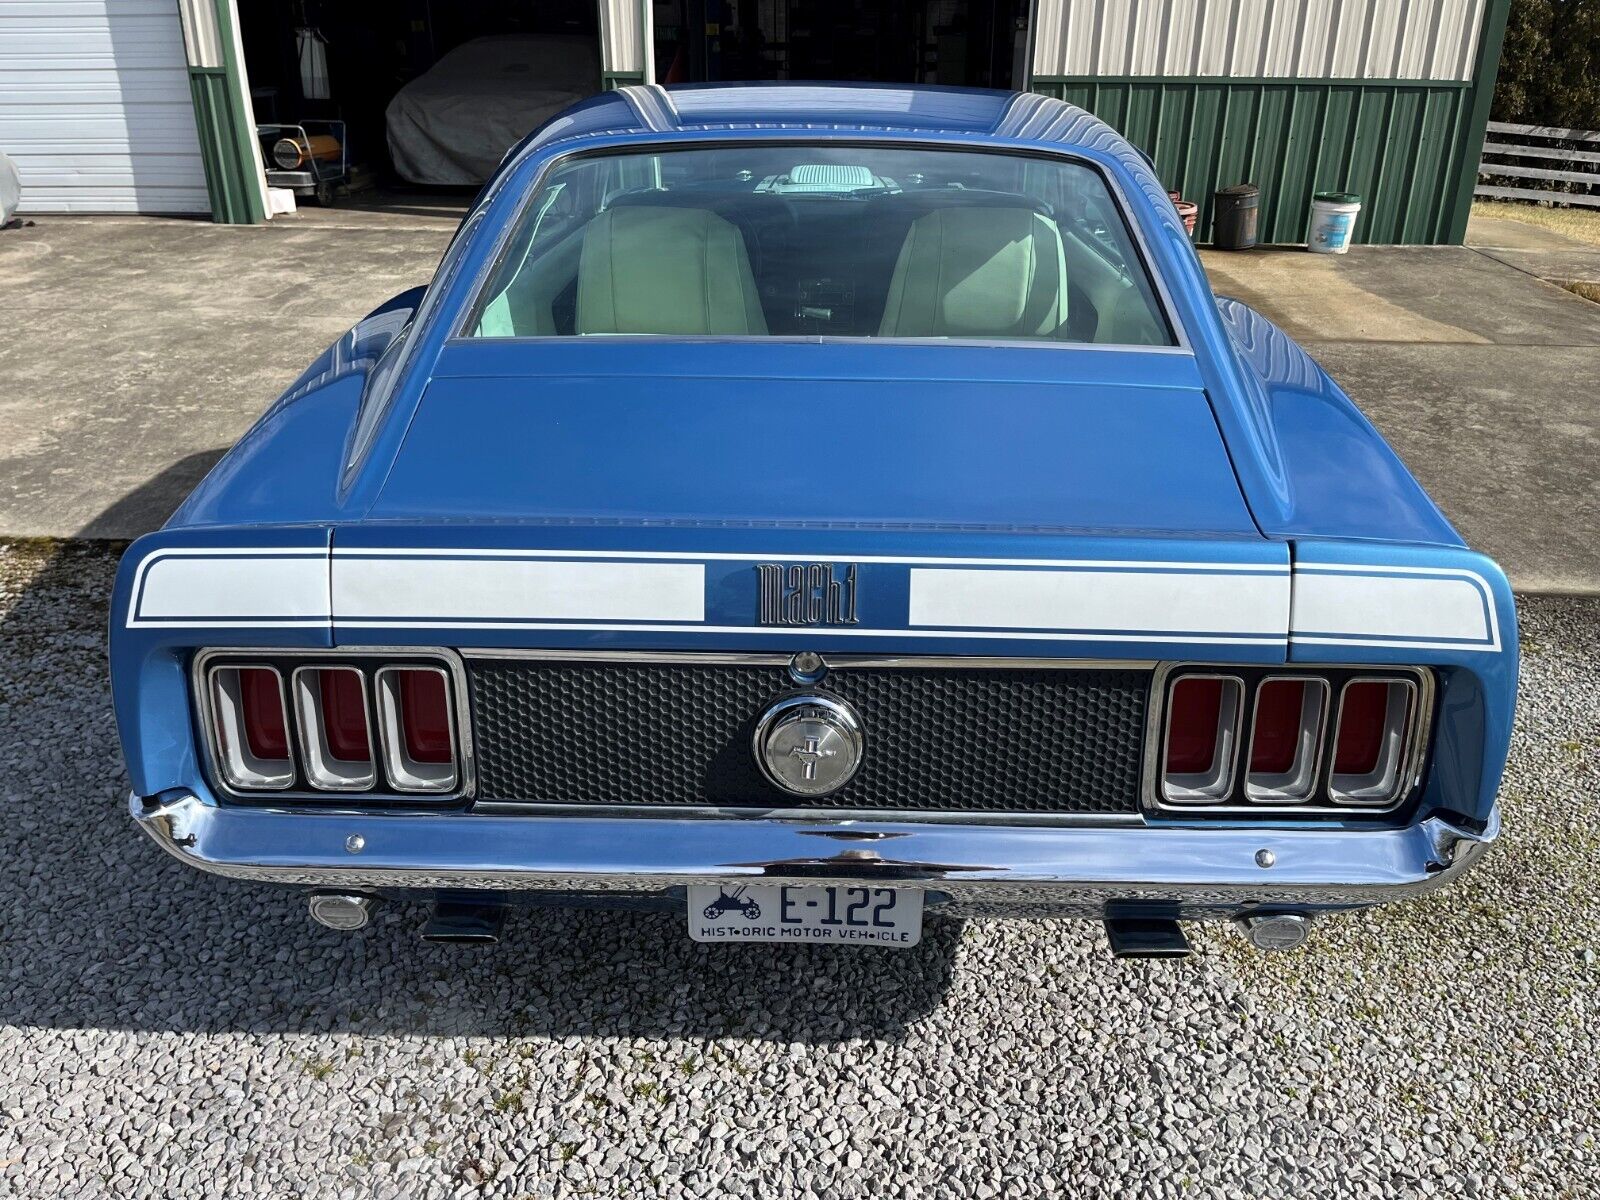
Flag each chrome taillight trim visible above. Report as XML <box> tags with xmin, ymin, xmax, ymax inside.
<box><xmin>292</xmin><ymin>665</ymin><xmax>378</xmax><ymax>792</ymax></box>
<box><xmin>1157</xmin><ymin>673</ymin><xmax>1245</xmax><ymax>805</ymax></box>
<box><xmin>1328</xmin><ymin>677</ymin><xmax>1421</xmax><ymax>807</ymax></box>
<box><xmin>1144</xmin><ymin>664</ymin><xmax>1434</xmax><ymax>816</ymax></box>
<box><xmin>192</xmin><ymin>648</ymin><xmax>475</xmax><ymax>803</ymax></box>
<box><xmin>1244</xmin><ymin>676</ymin><xmax>1331</xmax><ymax>805</ymax></box>
<box><xmin>374</xmin><ymin>666</ymin><xmax>459</xmax><ymax>794</ymax></box>
<box><xmin>205</xmin><ymin>664</ymin><xmax>295</xmax><ymax>791</ymax></box>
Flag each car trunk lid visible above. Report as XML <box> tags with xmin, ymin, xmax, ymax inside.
<box><xmin>337</xmin><ymin>343</ymin><xmax>1289</xmax><ymax>661</ymax></box>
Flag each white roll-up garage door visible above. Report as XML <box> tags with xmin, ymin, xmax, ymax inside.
<box><xmin>0</xmin><ymin>0</ymin><xmax>209</xmax><ymax>214</ymax></box>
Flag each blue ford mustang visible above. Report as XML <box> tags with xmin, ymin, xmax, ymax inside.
<box><xmin>112</xmin><ymin>84</ymin><xmax>1517</xmax><ymax>957</ymax></box>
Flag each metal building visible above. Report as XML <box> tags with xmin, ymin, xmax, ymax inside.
<box><xmin>0</xmin><ymin>0</ymin><xmax>1510</xmax><ymax>244</ymax></box>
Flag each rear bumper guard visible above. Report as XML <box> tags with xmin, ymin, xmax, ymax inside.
<box><xmin>131</xmin><ymin>790</ymin><xmax>1496</xmax><ymax>919</ymax></box>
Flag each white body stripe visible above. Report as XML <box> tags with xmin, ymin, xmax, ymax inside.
<box><xmin>331</xmin><ymin>557</ymin><xmax>705</xmax><ymax>624</ymax></box>
<box><xmin>908</xmin><ymin>567</ymin><xmax>1288</xmax><ymax>637</ymax></box>
<box><xmin>1290</xmin><ymin>564</ymin><xmax>1500</xmax><ymax>652</ymax></box>
<box><xmin>122</xmin><ymin>547</ymin><xmax>1503</xmax><ymax>654</ymax></box>
<box><xmin>130</xmin><ymin>550</ymin><xmax>328</xmax><ymax>627</ymax></box>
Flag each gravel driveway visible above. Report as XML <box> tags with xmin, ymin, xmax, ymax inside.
<box><xmin>1</xmin><ymin>541</ymin><xmax>1595</xmax><ymax>1199</ymax></box>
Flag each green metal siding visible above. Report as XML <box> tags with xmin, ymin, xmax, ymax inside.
<box><xmin>1032</xmin><ymin>77</ymin><xmax>1476</xmax><ymax>245</ymax></box>
<box><xmin>188</xmin><ymin>66</ymin><xmax>264</xmax><ymax>225</ymax></box>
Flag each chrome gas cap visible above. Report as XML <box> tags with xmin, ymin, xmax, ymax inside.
<box><xmin>753</xmin><ymin>694</ymin><xmax>864</xmax><ymax>797</ymax></box>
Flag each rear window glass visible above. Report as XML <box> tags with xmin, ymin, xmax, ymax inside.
<box><xmin>467</xmin><ymin>145</ymin><xmax>1173</xmax><ymax>346</ymax></box>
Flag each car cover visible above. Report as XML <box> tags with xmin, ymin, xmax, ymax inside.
<box><xmin>385</xmin><ymin>35</ymin><xmax>599</xmax><ymax>186</ymax></box>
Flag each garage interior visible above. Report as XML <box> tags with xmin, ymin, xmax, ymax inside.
<box><xmin>232</xmin><ymin>0</ymin><xmax>1032</xmax><ymax>210</ymax></box>
<box><xmin>236</xmin><ymin>0</ymin><xmax>599</xmax><ymax>204</ymax></box>
<box><xmin>655</xmin><ymin>1</ymin><xmax>1030</xmax><ymax>89</ymax></box>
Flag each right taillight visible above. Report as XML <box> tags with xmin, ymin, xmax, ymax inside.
<box><xmin>1156</xmin><ymin>668</ymin><xmax>1426</xmax><ymax>812</ymax></box>
<box><xmin>1329</xmin><ymin>678</ymin><xmax>1417</xmax><ymax>805</ymax></box>
<box><xmin>1160</xmin><ymin>675</ymin><xmax>1243</xmax><ymax>803</ymax></box>
<box><xmin>1245</xmin><ymin>677</ymin><xmax>1329</xmax><ymax>803</ymax></box>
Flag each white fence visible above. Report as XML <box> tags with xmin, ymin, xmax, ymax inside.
<box><xmin>1476</xmin><ymin>121</ymin><xmax>1600</xmax><ymax>209</ymax></box>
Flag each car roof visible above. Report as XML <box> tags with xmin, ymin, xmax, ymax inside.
<box><xmin>510</xmin><ymin>82</ymin><xmax>1144</xmax><ymax>162</ymax></box>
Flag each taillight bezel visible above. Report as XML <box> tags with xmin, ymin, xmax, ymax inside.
<box><xmin>193</xmin><ymin>647</ymin><xmax>473</xmax><ymax>804</ymax></box>
<box><xmin>1243</xmin><ymin>675</ymin><xmax>1332</xmax><ymax>805</ymax></box>
<box><xmin>374</xmin><ymin>665</ymin><xmax>460</xmax><ymax>794</ymax></box>
<box><xmin>205</xmin><ymin>663</ymin><xmax>296</xmax><ymax>792</ymax></box>
<box><xmin>1327</xmin><ymin>676</ymin><xmax>1421</xmax><ymax>806</ymax></box>
<box><xmin>1144</xmin><ymin>663</ymin><xmax>1434</xmax><ymax>816</ymax></box>
<box><xmin>1157</xmin><ymin>673</ymin><xmax>1245</xmax><ymax>805</ymax></box>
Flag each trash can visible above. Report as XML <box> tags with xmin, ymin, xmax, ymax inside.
<box><xmin>1213</xmin><ymin>184</ymin><xmax>1260</xmax><ymax>250</ymax></box>
<box><xmin>1309</xmin><ymin>192</ymin><xmax>1362</xmax><ymax>254</ymax></box>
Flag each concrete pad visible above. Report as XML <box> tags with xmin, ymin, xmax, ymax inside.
<box><xmin>1199</xmin><ymin>245</ymin><xmax>1600</xmax><ymax>346</ymax></box>
<box><xmin>1473</xmin><ymin>245</ymin><xmax>1600</xmax><ymax>288</ymax></box>
<box><xmin>1467</xmin><ymin>213</ymin><xmax>1590</xmax><ymax>252</ymax></box>
<box><xmin>1466</xmin><ymin>212</ymin><xmax>1600</xmax><ymax>286</ymax></box>
<box><xmin>1306</xmin><ymin>342</ymin><xmax>1600</xmax><ymax>594</ymax></box>
<box><xmin>0</xmin><ymin>216</ymin><xmax>452</xmax><ymax>538</ymax></box>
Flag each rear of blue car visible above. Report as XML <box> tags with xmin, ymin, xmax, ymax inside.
<box><xmin>110</xmin><ymin>85</ymin><xmax>1517</xmax><ymax>959</ymax></box>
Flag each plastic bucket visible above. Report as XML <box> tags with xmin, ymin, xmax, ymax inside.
<box><xmin>1309</xmin><ymin>191</ymin><xmax>1361</xmax><ymax>254</ymax></box>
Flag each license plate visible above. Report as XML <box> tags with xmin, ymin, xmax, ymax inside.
<box><xmin>687</xmin><ymin>884</ymin><xmax>923</xmax><ymax>947</ymax></box>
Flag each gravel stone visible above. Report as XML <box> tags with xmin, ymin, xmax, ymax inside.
<box><xmin>0</xmin><ymin>540</ymin><xmax>1595</xmax><ymax>1198</ymax></box>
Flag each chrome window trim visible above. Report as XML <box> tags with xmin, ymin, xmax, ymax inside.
<box><xmin>291</xmin><ymin>665</ymin><xmax>379</xmax><ymax>793</ymax></box>
<box><xmin>1328</xmin><ymin>676</ymin><xmax>1423</xmax><ymax>807</ymax></box>
<box><xmin>374</xmin><ymin>665</ymin><xmax>460</xmax><ymax>794</ymax></box>
<box><xmin>192</xmin><ymin>648</ymin><xmax>475</xmax><ymax>804</ymax></box>
<box><xmin>1156</xmin><ymin>672</ymin><xmax>1245</xmax><ymax>805</ymax></box>
<box><xmin>451</xmin><ymin>136</ymin><xmax>1191</xmax><ymax>351</ymax></box>
<box><xmin>204</xmin><ymin>663</ymin><xmax>295</xmax><ymax>792</ymax></box>
<box><xmin>1142</xmin><ymin>664</ymin><xmax>1434</xmax><ymax>816</ymax></box>
<box><xmin>1243</xmin><ymin>676</ymin><xmax>1331</xmax><ymax>805</ymax></box>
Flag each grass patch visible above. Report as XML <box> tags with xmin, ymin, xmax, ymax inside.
<box><xmin>1562</xmin><ymin>280</ymin><xmax>1600</xmax><ymax>304</ymax></box>
<box><xmin>1472</xmin><ymin>199</ymin><xmax>1600</xmax><ymax>247</ymax></box>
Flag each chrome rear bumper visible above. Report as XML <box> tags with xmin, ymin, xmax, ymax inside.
<box><xmin>131</xmin><ymin>790</ymin><xmax>1496</xmax><ymax>919</ymax></box>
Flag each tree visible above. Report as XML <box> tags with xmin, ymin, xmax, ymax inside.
<box><xmin>1493</xmin><ymin>0</ymin><xmax>1600</xmax><ymax>130</ymax></box>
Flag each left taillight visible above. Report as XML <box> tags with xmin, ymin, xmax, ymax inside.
<box><xmin>375</xmin><ymin>666</ymin><xmax>458</xmax><ymax>793</ymax></box>
<box><xmin>293</xmin><ymin>665</ymin><xmax>377</xmax><ymax>791</ymax></box>
<box><xmin>208</xmin><ymin>665</ymin><xmax>294</xmax><ymax>790</ymax></box>
<box><xmin>200</xmin><ymin>655</ymin><xmax>463</xmax><ymax>797</ymax></box>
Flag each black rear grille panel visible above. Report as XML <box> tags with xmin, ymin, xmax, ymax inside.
<box><xmin>468</xmin><ymin>659</ymin><xmax>1149</xmax><ymax>816</ymax></box>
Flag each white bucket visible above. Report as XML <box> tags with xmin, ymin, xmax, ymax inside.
<box><xmin>1309</xmin><ymin>193</ymin><xmax>1361</xmax><ymax>254</ymax></box>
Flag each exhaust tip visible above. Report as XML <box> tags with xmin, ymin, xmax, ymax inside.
<box><xmin>1104</xmin><ymin>916</ymin><xmax>1192</xmax><ymax>959</ymax></box>
<box><xmin>1239</xmin><ymin>912</ymin><xmax>1312</xmax><ymax>952</ymax></box>
<box><xmin>308</xmin><ymin>892</ymin><xmax>378</xmax><ymax>932</ymax></box>
<box><xmin>421</xmin><ymin>902</ymin><xmax>506</xmax><ymax>945</ymax></box>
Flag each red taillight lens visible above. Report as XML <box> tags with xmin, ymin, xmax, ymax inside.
<box><xmin>1334</xmin><ymin>681</ymin><xmax>1390</xmax><ymax>775</ymax></box>
<box><xmin>318</xmin><ymin>669</ymin><xmax>372</xmax><ymax>761</ymax></box>
<box><xmin>1166</xmin><ymin>677</ymin><xmax>1224</xmax><ymax>774</ymax></box>
<box><xmin>208</xmin><ymin>665</ymin><xmax>293</xmax><ymax>790</ymax></box>
<box><xmin>397</xmin><ymin>669</ymin><xmax>452</xmax><ymax>764</ymax></box>
<box><xmin>1250</xmin><ymin>679</ymin><xmax>1306</xmax><ymax>775</ymax></box>
<box><xmin>239</xmin><ymin>667</ymin><xmax>289</xmax><ymax>760</ymax></box>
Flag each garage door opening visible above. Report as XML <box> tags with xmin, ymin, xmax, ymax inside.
<box><xmin>654</xmin><ymin>0</ymin><xmax>1032</xmax><ymax>90</ymax></box>
<box><xmin>235</xmin><ymin>0</ymin><xmax>601</xmax><ymax>213</ymax></box>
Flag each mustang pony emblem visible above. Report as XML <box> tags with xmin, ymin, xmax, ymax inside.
<box><xmin>756</xmin><ymin>562</ymin><xmax>860</xmax><ymax>626</ymax></box>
